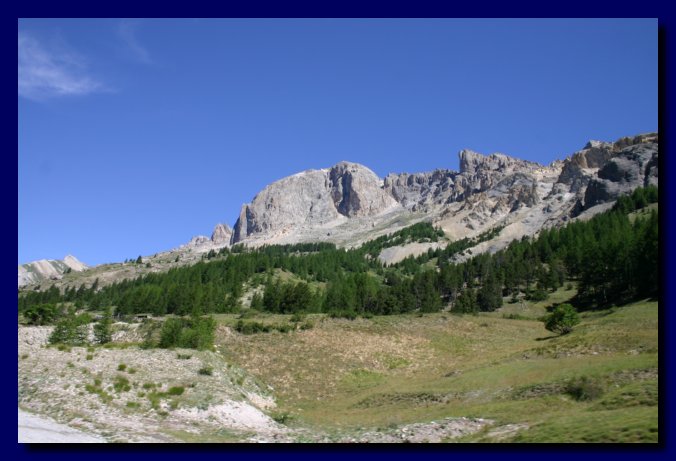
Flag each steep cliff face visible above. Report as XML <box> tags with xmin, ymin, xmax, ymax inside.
<box><xmin>232</xmin><ymin>162</ymin><xmax>401</xmax><ymax>244</ymax></box>
<box><xmin>225</xmin><ymin>132</ymin><xmax>657</xmax><ymax>251</ymax></box>
<box><xmin>383</xmin><ymin>150</ymin><xmax>558</xmax><ymax>214</ymax></box>
<box><xmin>211</xmin><ymin>223</ymin><xmax>233</xmax><ymax>245</ymax></box>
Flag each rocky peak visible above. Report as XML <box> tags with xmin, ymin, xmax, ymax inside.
<box><xmin>231</xmin><ymin>161</ymin><xmax>400</xmax><ymax>244</ymax></box>
<box><xmin>188</xmin><ymin>235</ymin><xmax>210</xmax><ymax>246</ymax></box>
<box><xmin>211</xmin><ymin>223</ymin><xmax>233</xmax><ymax>245</ymax></box>
<box><xmin>328</xmin><ymin>161</ymin><xmax>397</xmax><ymax>218</ymax></box>
<box><xmin>18</xmin><ymin>255</ymin><xmax>88</xmax><ymax>287</ymax></box>
<box><xmin>63</xmin><ymin>255</ymin><xmax>88</xmax><ymax>272</ymax></box>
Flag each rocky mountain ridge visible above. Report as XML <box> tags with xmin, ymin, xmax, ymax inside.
<box><xmin>18</xmin><ymin>255</ymin><xmax>88</xmax><ymax>288</ymax></box>
<box><xmin>18</xmin><ymin>132</ymin><xmax>657</xmax><ymax>289</ymax></box>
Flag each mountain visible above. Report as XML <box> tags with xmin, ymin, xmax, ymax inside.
<box><xmin>228</xmin><ymin>132</ymin><xmax>657</xmax><ymax>258</ymax></box>
<box><xmin>17</xmin><ymin>132</ymin><xmax>657</xmax><ymax>290</ymax></box>
<box><xmin>18</xmin><ymin>255</ymin><xmax>88</xmax><ymax>288</ymax></box>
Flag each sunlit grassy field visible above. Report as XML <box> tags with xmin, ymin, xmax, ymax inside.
<box><xmin>216</xmin><ymin>290</ymin><xmax>658</xmax><ymax>442</ymax></box>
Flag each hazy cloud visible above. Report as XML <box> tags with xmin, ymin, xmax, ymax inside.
<box><xmin>18</xmin><ymin>32</ymin><xmax>104</xmax><ymax>101</ymax></box>
<box><xmin>117</xmin><ymin>20</ymin><xmax>152</xmax><ymax>64</ymax></box>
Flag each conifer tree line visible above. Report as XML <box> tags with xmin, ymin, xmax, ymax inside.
<box><xmin>19</xmin><ymin>186</ymin><xmax>658</xmax><ymax>318</ymax></box>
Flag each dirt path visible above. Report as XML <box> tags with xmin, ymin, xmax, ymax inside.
<box><xmin>18</xmin><ymin>409</ymin><xmax>105</xmax><ymax>443</ymax></box>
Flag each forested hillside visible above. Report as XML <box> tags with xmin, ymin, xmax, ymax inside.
<box><xmin>18</xmin><ymin>186</ymin><xmax>658</xmax><ymax>319</ymax></box>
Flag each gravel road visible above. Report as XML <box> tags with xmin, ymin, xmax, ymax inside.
<box><xmin>18</xmin><ymin>409</ymin><xmax>105</xmax><ymax>443</ymax></box>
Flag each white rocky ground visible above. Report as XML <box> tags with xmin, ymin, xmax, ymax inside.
<box><xmin>18</xmin><ymin>325</ymin><xmax>287</xmax><ymax>443</ymax></box>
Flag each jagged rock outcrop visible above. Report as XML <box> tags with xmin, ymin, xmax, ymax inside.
<box><xmin>228</xmin><ymin>132</ymin><xmax>657</xmax><ymax>250</ymax></box>
<box><xmin>19</xmin><ymin>132</ymin><xmax>658</xmax><ymax>291</ymax></box>
<box><xmin>18</xmin><ymin>255</ymin><xmax>88</xmax><ymax>288</ymax></box>
<box><xmin>211</xmin><ymin>223</ymin><xmax>233</xmax><ymax>245</ymax></box>
<box><xmin>384</xmin><ymin>150</ymin><xmax>555</xmax><ymax>214</ymax></box>
<box><xmin>581</xmin><ymin>140</ymin><xmax>659</xmax><ymax>209</ymax></box>
<box><xmin>232</xmin><ymin>162</ymin><xmax>400</xmax><ymax>243</ymax></box>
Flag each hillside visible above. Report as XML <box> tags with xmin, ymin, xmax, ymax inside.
<box><xmin>17</xmin><ymin>132</ymin><xmax>657</xmax><ymax>293</ymax></box>
<box><xmin>17</xmin><ymin>133</ymin><xmax>659</xmax><ymax>444</ymax></box>
<box><xmin>18</xmin><ymin>255</ymin><xmax>88</xmax><ymax>288</ymax></box>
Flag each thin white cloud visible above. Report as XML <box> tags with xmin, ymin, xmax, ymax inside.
<box><xmin>117</xmin><ymin>20</ymin><xmax>152</xmax><ymax>64</ymax></box>
<box><xmin>18</xmin><ymin>32</ymin><xmax>104</xmax><ymax>101</ymax></box>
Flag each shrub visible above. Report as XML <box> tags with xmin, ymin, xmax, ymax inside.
<box><xmin>198</xmin><ymin>366</ymin><xmax>213</xmax><ymax>376</ymax></box>
<box><xmin>528</xmin><ymin>289</ymin><xmax>549</xmax><ymax>302</ymax></box>
<box><xmin>290</xmin><ymin>312</ymin><xmax>306</xmax><ymax>323</ymax></box>
<box><xmin>271</xmin><ymin>411</ymin><xmax>293</xmax><ymax>424</ymax></box>
<box><xmin>48</xmin><ymin>308</ymin><xmax>89</xmax><ymax>346</ymax></box>
<box><xmin>158</xmin><ymin>316</ymin><xmax>216</xmax><ymax>350</ymax></box>
<box><xmin>117</xmin><ymin>363</ymin><xmax>127</xmax><ymax>371</ymax></box>
<box><xmin>176</xmin><ymin>353</ymin><xmax>192</xmax><ymax>360</ymax></box>
<box><xmin>23</xmin><ymin>303</ymin><xmax>59</xmax><ymax>326</ymax></box>
<box><xmin>329</xmin><ymin>310</ymin><xmax>357</xmax><ymax>320</ymax></box>
<box><xmin>544</xmin><ymin>303</ymin><xmax>580</xmax><ymax>335</ymax></box>
<box><xmin>113</xmin><ymin>376</ymin><xmax>131</xmax><ymax>393</ymax></box>
<box><xmin>167</xmin><ymin>386</ymin><xmax>185</xmax><ymax>396</ymax></box>
<box><xmin>565</xmin><ymin>376</ymin><xmax>604</xmax><ymax>401</ymax></box>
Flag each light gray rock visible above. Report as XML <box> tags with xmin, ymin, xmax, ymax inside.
<box><xmin>232</xmin><ymin>162</ymin><xmax>400</xmax><ymax>244</ymax></box>
<box><xmin>18</xmin><ymin>255</ymin><xmax>88</xmax><ymax>288</ymax></box>
<box><xmin>211</xmin><ymin>223</ymin><xmax>233</xmax><ymax>245</ymax></box>
<box><xmin>582</xmin><ymin>141</ymin><xmax>658</xmax><ymax>209</ymax></box>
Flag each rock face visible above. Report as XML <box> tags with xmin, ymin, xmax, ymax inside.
<box><xmin>227</xmin><ymin>132</ymin><xmax>657</xmax><ymax>255</ymax></box>
<box><xmin>383</xmin><ymin>150</ymin><xmax>557</xmax><ymax>214</ymax></box>
<box><xmin>581</xmin><ymin>141</ymin><xmax>659</xmax><ymax>209</ymax></box>
<box><xmin>19</xmin><ymin>132</ymin><xmax>658</xmax><ymax>290</ymax></box>
<box><xmin>211</xmin><ymin>223</ymin><xmax>233</xmax><ymax>245</ymax></box>
<box><xmin>232</xmin><ymin>162</ymin><xmax>400</xmax><ymax>244</ymax></box>
<box><xmin>18</xmin><ymin>255</ymin><xmax>88</xmax><ymax>288</ymax></box>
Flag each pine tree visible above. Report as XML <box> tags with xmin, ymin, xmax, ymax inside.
<box><xmin>93</xmin><ymin>306</ymin><xmax>113</xmax><ymax>344</ymax></box>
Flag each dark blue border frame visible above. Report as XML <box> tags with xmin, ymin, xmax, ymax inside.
<box><xmin>5</xmin><ymin>2</ymin><xmax>673</xmax><ymax>460</ymax></box>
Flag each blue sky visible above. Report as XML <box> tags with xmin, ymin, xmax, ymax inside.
<box><xmin>18</xmin><ymin>18</ymin><xmax>657</xmax><ymax>266</ymax></box>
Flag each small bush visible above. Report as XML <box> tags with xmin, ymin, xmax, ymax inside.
<box><xmin>528</xmin><ymin>289</ymin><xmax>549</xmax><ymax>302</ymax></box>
<box><xmin>86</xmin><ymin>354</ymin><xmax>94</xmax><ymax>360</ymax></box>
<box><xmin>290</xmin><ymin>312</ymin><xmax>306</xmax><ymax>323</ymax></box>
<box><xmin>329</xmin><ymin>311</ymin><xmax>357</xmax><ymax>320</ymax></box>
<box><xmin>565</xmin><ymin>376</ymin><xmax>604</xmax><ymax>401</ymax></box>
<box><xmin>113</xmin><ymin>376</ymin><xmax>131</xmax><ymax>393</ymax></box>
<box><xmin>544</xmin><ymin>303</ymin><xmax>580</xmax><ymax>335</ymax></box>
<box><xmin>198</xmin><ymin>366</ymin><xmax>213</xmax><ymax>376</ymax></box>
<box><xmin>49</xmin><ymin>308</ymin><xmax>90</xmax><ymax>346</ymax></box>
<box><xmin>117</xmin><ymin>363</ymin><xmax>127</xmax><ymax>371</ymax></box>
<box><xmin>167</xmin><ymin>386</ymin><xmax>185</xmax><ymax>396</ymax></box>
<box><xmin>271</xmin><ymin>411</ymin><xmax>293</xmax><ymax>425</ymax></box>
<box><xmin>176</xmin><ymin>353</ymin><xmax>192</xmax><ymax>360</ymax></box>
<box><xmin>142</xmin><ymin>382</ymin><xmax>155</xmax><ymax>390</ymax></box>
<box><xmin>158</xmin><ymin>316</ymin><xmax>216</xmax><ymax>350</ymax></box>
<box><xmin>234</xmin><ymin>320</ymin><xmax>270</xmax><ymax>334</ymax></box>
<box><xmin>126</xmin><ymin>401</ymin><xmax>141</xmax><ymax>409</ymax></box>
<box><xmin>238</xmin><ymin>309</ymin><xmax>260</xmax><ymax>319</ymax></box>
